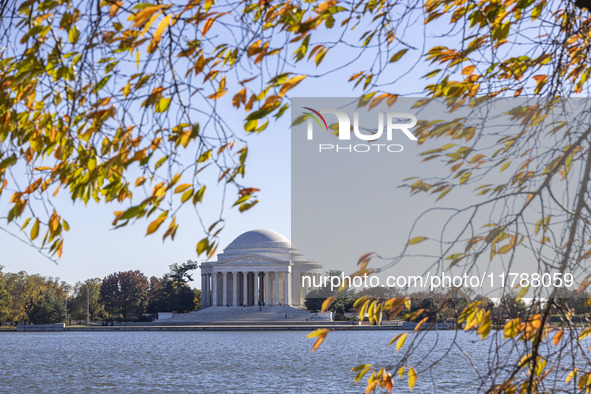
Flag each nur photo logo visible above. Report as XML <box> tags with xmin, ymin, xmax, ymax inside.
<box><xmin>300</xmin><ymin>106</ymin><xmax>418</xmax><ymax>153</ymax></box>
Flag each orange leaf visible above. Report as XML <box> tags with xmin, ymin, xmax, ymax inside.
<box><xmin>202</xmin><ymin>17</ymin><xmax>216</xmax><ymax>35</ymax></box>
<box><xmin>462</xmin><ymin>65</ymin><xmax>475</xmax><ymax>75</ymax></box>
<box><xmin>49</xmin><ymin>211</ymin><xmax>59</xmax><ymax>233</ymax></box>
<box><xmin>132</xmin><ymin>5</ymin><xmax>165</xmax><ymax>28</ymax></box>
<box><xmin>279</xmin><ymin>75</ymin><xmax>306</xmax><ymax>97</ymax></box>
<box><xmin>146</xmin><ymin>213</ymin><xmax>167</xmax><ymax>235</ymax></box>
<box><xmin>553</xmin><ymin>330</ymin><xmax>563</xmax><ymax>346</ymax></box>
<box><xmin>307</xmin><ymin>328</ymin><xmax>331</xmax><ymax>353</ymax></box>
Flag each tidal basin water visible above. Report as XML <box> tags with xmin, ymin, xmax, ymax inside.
<box><xmin>0</xmin><ymin>330</ymin><xmax>549</xmax><ymax>392</ymax></box>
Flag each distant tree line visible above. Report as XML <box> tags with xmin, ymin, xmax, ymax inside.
<box><xmin>0</xmin><ymin>261</ymin><xmax>200</xmax><ymax>325</ymax></box>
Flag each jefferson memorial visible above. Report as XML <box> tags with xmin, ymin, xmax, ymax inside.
<box><xmin>199</xmin><ymin>229</ymin><xmax>323</xmax><ymax>308</ymax></box>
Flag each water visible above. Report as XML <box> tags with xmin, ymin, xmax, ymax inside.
<box><xmin>0</xmin><ymin>330</ymin><xmax>567</xmax><ymax>392</ymax></box>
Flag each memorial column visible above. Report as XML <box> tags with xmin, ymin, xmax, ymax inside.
<box><xmin>211</xmin><ymin>272</ymin><xmax>218</xmax><ymax>306</ymax></box>
<box><xmin>232</xmin><ymin>272</ymin><xmax>238</xmax><ymax>306</ymax></box>
<box><xmin>243</xmin><ymin>271</ymin><xmax>248</xmax><ymax>305</ymax></box>
<box><xmin>264</xmin><ymin>272</ymin><xmax>270</xmax><ymax>305</ymax></box>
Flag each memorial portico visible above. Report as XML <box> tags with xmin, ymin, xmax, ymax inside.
<box><xmin>200</xmin><ymin>229</ymin><xmax>323</xmax><ymax>308</ymax></box>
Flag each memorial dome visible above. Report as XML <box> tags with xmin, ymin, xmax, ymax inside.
<box><xmin>225</xmin><ymin>229</ymin><xmax>291</xmax><ymax>250</ymax></box>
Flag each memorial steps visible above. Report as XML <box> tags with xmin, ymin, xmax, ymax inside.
<box><xmin>165</xmin><ymin>305</ymin><xmax>332</xmax><ymax>323</ymax></box>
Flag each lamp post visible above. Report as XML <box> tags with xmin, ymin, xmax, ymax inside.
<box><xmin>86</xmin><ymin>285</ymin><xmax>90</xmax><ymax>325</ymax></box>
<box><xmin>64</xmin><ymin>285</ymin><xmax>68</xmax><ymax>326</ymax></box>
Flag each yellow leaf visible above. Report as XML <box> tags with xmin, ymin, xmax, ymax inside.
<box><xmin>396</xmin><ymin>333</ymin><xmax>408</xmax><ymax>351</ymax></box>
<box><xmin>196</xmin><ymin>237</ymin><xmax>209</xmax><ymax>255</ymax></box>
<box><xmin>404</xmin><ymin>298</ymin><xmax>411</xmax><ymax>310</ymax></box>
<box><xmin>152</xmin><ymin>13</ymin><xmax>174</xmax><ymax>46</ymax></box>
<box><xmin>408</xmin><ymin>366</ymin><xmax>417</xmax><ymax>390</ymax></box>
<box><xmin>30</xmin><ymin>218</ymin><xmax>39</xmax><ymax>240</ymax></box>
<box><xmin>153</xmin><ymin>184</ymin><xmax>166</xmax><ymax>198</ymax></box>
<box><xmin>181</xmin><ymin>189</ymin><xmax>193</xmax><ymax>203</ymax></box>
<box><xmin>408</xmin><ymin>236</ymin><xmax>427</xmax><ymax>245</ymax></box>
<box><xmin>504</xmin><ymin>318</ymin><xmax>521</xmax><ymax>339</ymax></box>
<box><xmin>387</xmin><ymin>333</ymin><xmax>403</xmax><ymax>347</ymax></box>
<box><xmin>398</xmin><ymin>366</ymin><xmax>405</xmax><ymax>379</ymax></box>
<box><xmin>566</xmin><ymin>369</ymin><xmax>577</xmax><ymax>383</ymax></box>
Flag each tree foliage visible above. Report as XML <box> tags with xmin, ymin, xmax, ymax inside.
<box><xmin>146</xmin><ymin>261</ymin><xmax>199</xmax><ymax>313</ymax></box>
<box><xmin>0</xmin><ymin>267</ymin><xmax>12</xmax><ymax>322</ymax></box>
<box><xmin>99</xmin><ymin>270</ymin><xmax>148</xmax><ymax>318</ymax></box>
<box><xmin>69</xmin><ymin>278</ymin><xmax>106</xmax><ymax>321</ymax></box>
<box><xmin>26</xmin><ymin>290</ymin><xmax>65</xmax><ymax>324</ymax></box>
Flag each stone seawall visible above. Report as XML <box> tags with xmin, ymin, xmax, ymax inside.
<box><xmin>12</xmin><ymin>323</ymin><xmax>453</xmax><ymax>332</ymax></box>
<box><xmin>17</xmin><ymin>323</ymin><xmax>66</xmax><ymax>331</ymax></box>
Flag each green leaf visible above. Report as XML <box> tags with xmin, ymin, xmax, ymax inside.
<box><xmin>192</xmin><ymin>185</ymin><xmax>206</xmax><ymax>205</ymax></box>
<box><xmin>154</xmin><ymin>155</ymin><xmax>168</xmax><ymax>170</ymax></box>
<box><xmin>389</xmin><ymin>48</ymin><xmax>409</xmax><ymax>63</ymax></box>
<box><xmin>95</xmin><ymin>75</ymin><xmax>111</xmax><ymax>93</ymax></box>
<box><xmin>0</xmin><ymin>155</ymin><xmax>17</xmax><ymax>172</ymax></box>
<box><xmin>119</xmin><ymin>205</ymin><xmax>144</xmax><ymax>221</ymax></box>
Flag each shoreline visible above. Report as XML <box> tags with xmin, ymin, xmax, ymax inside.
<box><xmin>5</xmin><ymin>323</ymin><xmax>445</xmax><ymax>332</ymax></box>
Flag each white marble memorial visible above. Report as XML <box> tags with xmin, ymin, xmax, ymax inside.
<box><xmin>199</xmin><ymin>229</ymin><xmax>323</xmax><ymax>308</ymax></box>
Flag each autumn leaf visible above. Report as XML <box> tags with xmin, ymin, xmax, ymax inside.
<box><xmin>307</xmin><ymin>328</ymin><xmax>331</xmax><ymax>353</ymax></box>
<box><xmin>151</xmin><ymin>13</ymin><xmax>174</xmax><ymax>48</ymax></box>
<box><xmin>132</xmin><ymin>5</ymin><xmax>165</xmax><ymax>28</ymax></box>
<box><xmin>30</xmin><ymin>218</ymin><xmax>40</xmax><ymax>240</ymax></box>
<box><xmin>146</xmin><ymin>212</ymin><xmax>168</xmax><ymax>235</ymax></box>
<box><xmin>408</xmin><ymin>367</ymin><xmax>417</xmax><ymax>390</ymax></box>
<box><xmin>279</xmin><ymin>75</ymin><xmax>306</xmax><ymax>97</ymax></box>
<box><xmin>408</xmin><ymin>236</ymin><xmax>427</xmax><ymax>245</ymax></box>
